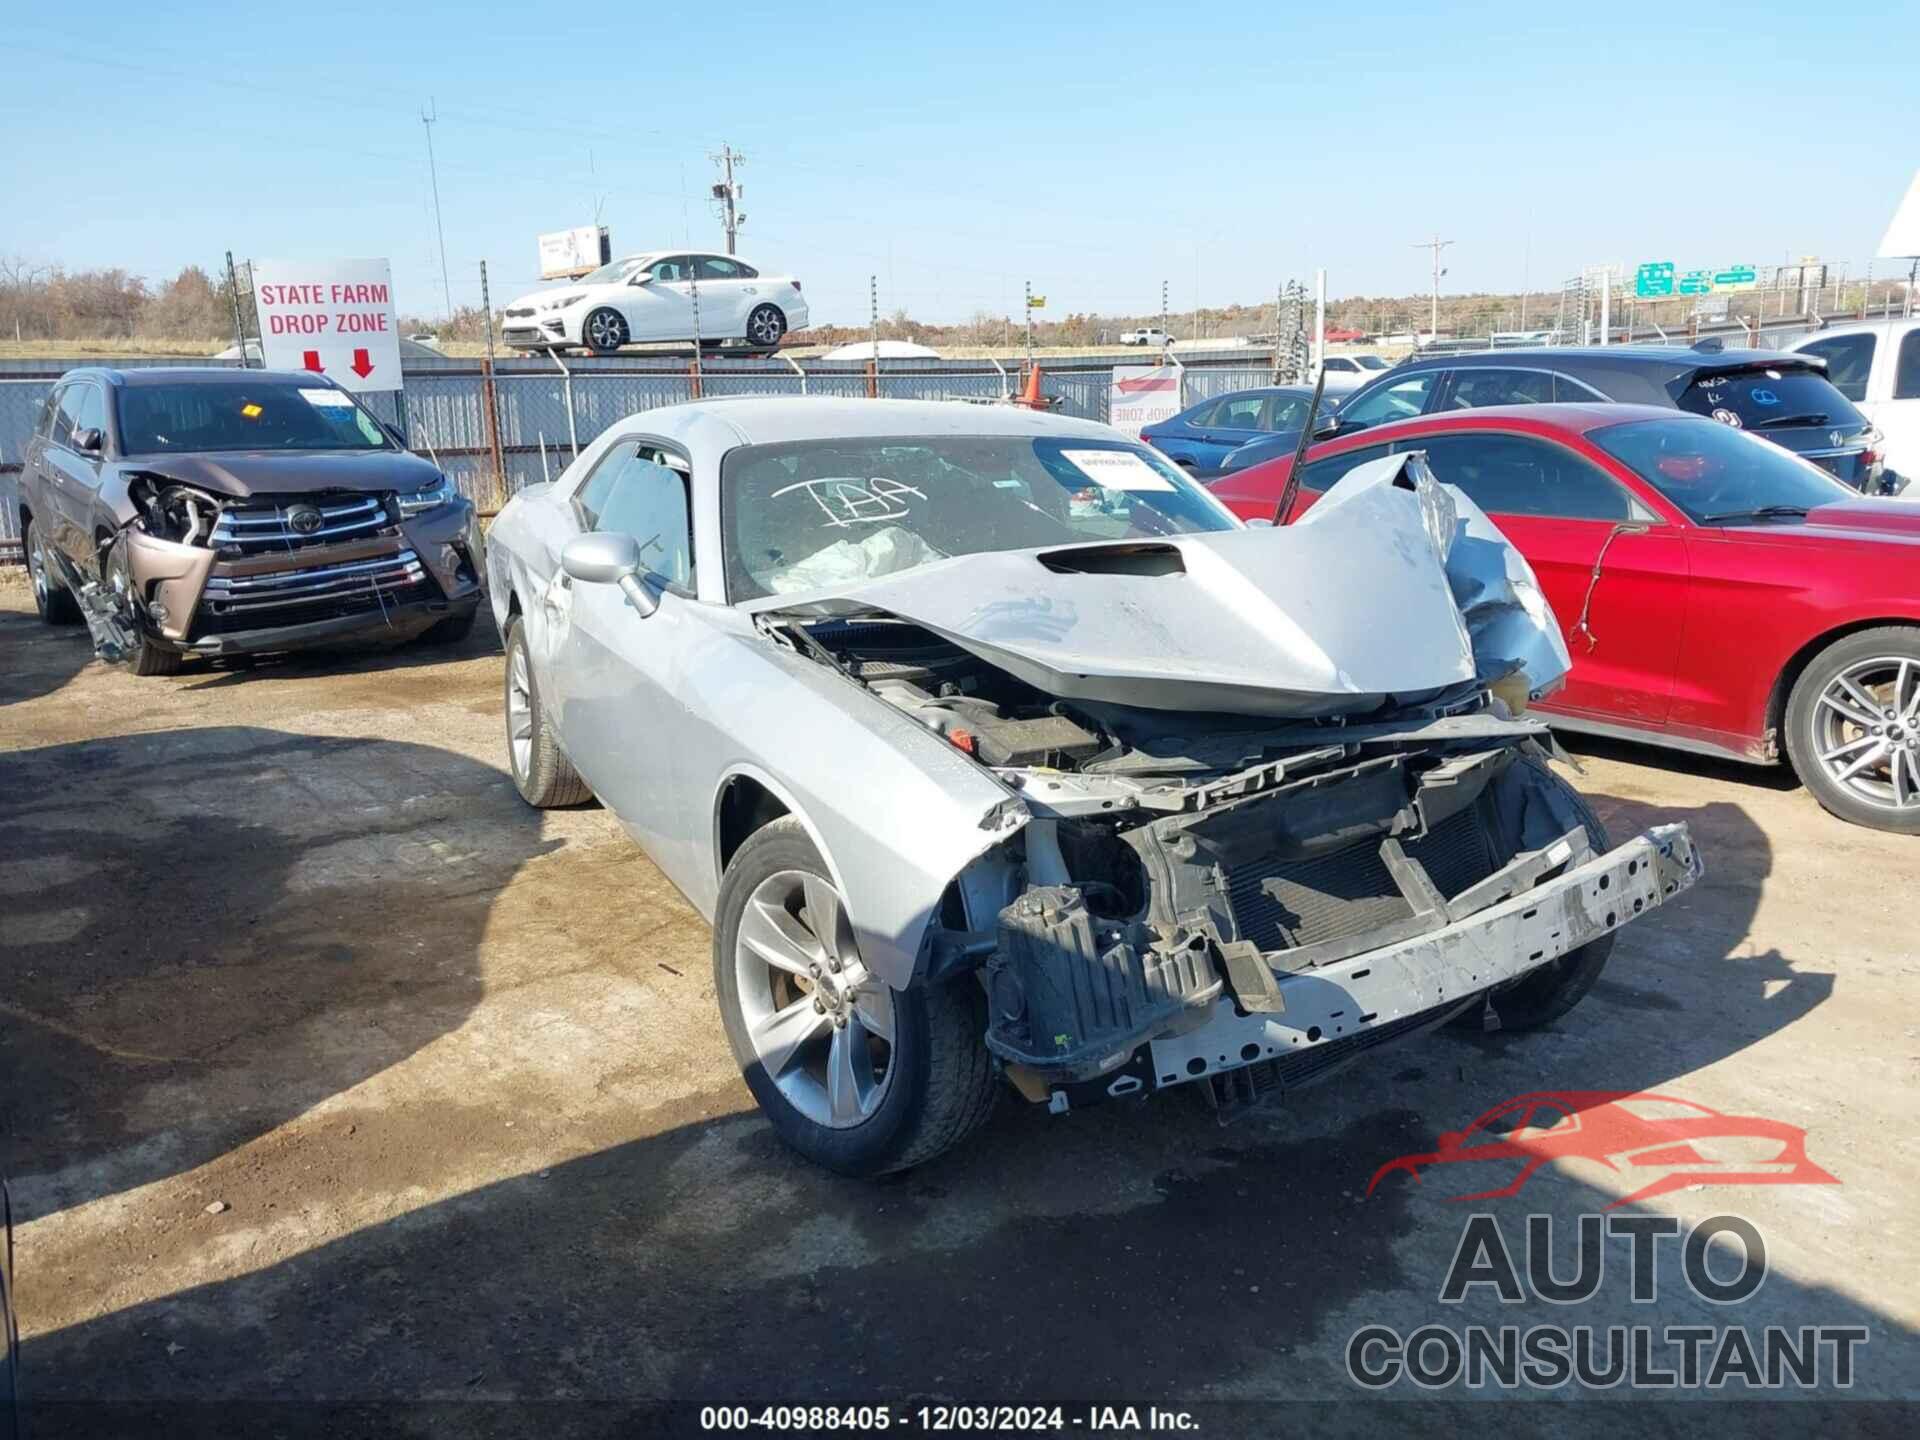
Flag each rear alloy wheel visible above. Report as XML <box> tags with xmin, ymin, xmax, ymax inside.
<box><xmin>1787</xmin><ymin>628</ymin><xmax>1920</xmax><ymax>834</ymax></box>
<box><xmin>745</xmin><ymin>304</ymin><xmax>787</xmax><ymax>352</ymax></box>
<box><xmin>503</xmin><ymin>615</ymin><xmax>590</xmax><ymax>807</ymax></box>
<box><xmin>714</xmin><ymin>818</ymin><xmax>999</xmax><ymax>1176</ymax></box>
<box><xmin>25</xmin><ymin>516</ymin><xmax>81</xmax><ymax>625</ymax></box>
<box><xmin>582</xmin><ymin>307</ymin><xmax>629</xmax><ymax>355</ymax></box>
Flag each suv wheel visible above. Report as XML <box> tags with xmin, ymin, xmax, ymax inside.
<box><xmin>25</xmin><ymin>516</ymin><xmax>80</xmax><ymax>625</ymax></box>
<box><xmin>1786</xmin><ymin>626</ymin><xmax>1920</xmax><ymax>834</ymax></box>
<box><xmin>714</xmin><ymin>818</ymin><xmax>999</xmax><ymax>1176</ymax></box>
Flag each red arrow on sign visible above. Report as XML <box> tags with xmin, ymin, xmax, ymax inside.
<box><xmin>350</xmin><ymin>348</ymin><xmax>375</xmax><ymax>379</ymax></box>
<box><xmin>302</xmin><ymin>350</ymin><xmax>324</xmax><ymax>372</ymax></box>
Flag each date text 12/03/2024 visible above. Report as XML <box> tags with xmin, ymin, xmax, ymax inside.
<box><xmin>698</xmin><ymin>1404</ymin><xmax>1200</xmax><ymax>1431</ymax></box>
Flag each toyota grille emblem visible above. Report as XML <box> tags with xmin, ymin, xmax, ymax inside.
<box><xmin>286</xmin><ymin>505</ymin><xmax>324</xmax><ymax>536</ymax></box>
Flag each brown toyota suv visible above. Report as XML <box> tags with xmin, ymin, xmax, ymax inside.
<box><xmin>20</xmin><ymin>367</ymin><xmax>484</xmax><ymax>674</ymax></box>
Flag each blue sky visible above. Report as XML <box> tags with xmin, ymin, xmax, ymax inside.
<box><xmin>2</xmin><ymin>0</ymin><xmax>1913</xmax><ymax>326</ymax></box>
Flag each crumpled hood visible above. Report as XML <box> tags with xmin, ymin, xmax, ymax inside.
<box><xmin>120</xmin><ymin>448</ymin><xmax>444</xmax><ymax>498</ymax></box>
<box><xmin>755</xmin><ymin>455</ymin><xmax>1571</xmax><ymax>719</ymax></box>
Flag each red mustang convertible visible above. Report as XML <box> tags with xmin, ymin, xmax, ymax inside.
<box><xmin>1211</xmin><ymin>403</ymin><xmax>1920</xmax><ymax>833</ymax></box>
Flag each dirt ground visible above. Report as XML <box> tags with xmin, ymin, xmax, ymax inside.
<box><xmin>2</xmin><ymin>586</ymin><xmax>1916</xmax><ymax>1438</ymax></box>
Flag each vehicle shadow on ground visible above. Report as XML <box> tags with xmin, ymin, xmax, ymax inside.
<box><xmin>0</xmin><ymin>724</ymin><xmax>555</xmax><ymax>1220</ymax></box>
<box><xmin>175</xmin><ymin>612</ymin><xmax>501</xmax><ymax>692</ymax></box>
<box><xmin>0</xmin><ymin>601</ymin><xmax>94</xmax><ymax>709</ymax></box>
<box><xmin>22</xmin><ymin>780</ymin><xmax>1896</xmax><ymax>1433</ymax></box>
<box><xmin>1560</xmin><ymin>729</ymin><xmax>1803</xmax><ymax>795</ymax></box>
<box><xmin>19</xmin><ymin>1104</ymin><xmax>1911</xmax><ymax>1436</ymax></box>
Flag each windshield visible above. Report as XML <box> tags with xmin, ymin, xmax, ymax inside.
<box><xmin>1589</xmin><ymin>416</ymin><xmax>1855</xmax><ymax>523</ymax></box>
<box><xmin>1676</xmin><ymin>366</ymin><xmax>1865</xmax><ymax>432</ymax></box>
<box><xmin>723</xmin><ymin>435</ymin><xmax>1239</xmax><ymax>601</ymax></box>
<box><xmin>115</xmin><ymin>380</ymin><xmax>391</xmax><ymax>455</ymax></box>
<box><xmin>576</xmin><ymin>255</ymin><xmax>654</xmax><ymax>285</ymax></box>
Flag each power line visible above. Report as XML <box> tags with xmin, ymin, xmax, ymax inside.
<box><xmin>421</xmin><ymin>99</ymin><xmax>453</xmax><ymax>319</ymax></box>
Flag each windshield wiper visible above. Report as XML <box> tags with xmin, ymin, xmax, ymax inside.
<box><xmin>1699</xmin><ymin>504</ymin><xmax>1811</xmax><ymax>524</ymax></box>
<box><xmin>1748</xmin><ymin>412</ymin><xmax>1830</xmax><ymax>430</ymax></box>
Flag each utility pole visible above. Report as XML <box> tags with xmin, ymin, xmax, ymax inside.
<box><xmin>710</xmin><ymin>145</ymin><xmax>746</xmax><ymax>256</ymax></box>
<box><xmin>1025</xmin><ymin>280</ymin><xmax>1034</xmax><ymax>365</ymax></box>
<box><xmin>421</xmin><ymin>100</ymin><xmax>454</xmax><ymax>321</ymax></box>
<box><xmin>1413</xmin><ymin>234</ymin><xmax>1453</xmax><ymax>340</ymax></box>
<box><xmin>225</xmin><ymin>251</ymin><xmax>248</xmax><ymax>364</ymax></box>
<box><xmin>1161</xmin><ymin>279</ymin><xmax>1169</xmax><ymax>343</ymax></box>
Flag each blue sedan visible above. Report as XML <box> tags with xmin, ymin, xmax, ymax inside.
<box><xmin>1141</xmin><ymin>385</ymin><xmax>1337</xmax><ymax>478</ymax></box>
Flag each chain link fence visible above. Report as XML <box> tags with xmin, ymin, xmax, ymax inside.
<box><xmin>0</xmin><ymin>353</ymin><xmax>1286</xmax><ymax>552</ymax></box>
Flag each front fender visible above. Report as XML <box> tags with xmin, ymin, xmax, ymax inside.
<box><xmin>690</xmin><ymin>626</ymin><xmax>1029</xmax><ymax>992</ymax></box>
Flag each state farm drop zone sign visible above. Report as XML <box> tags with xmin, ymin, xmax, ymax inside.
<box><xmin>250</xmin><ymin>258</ymin><xmax>403</xmax><ymax>393</ymax></box>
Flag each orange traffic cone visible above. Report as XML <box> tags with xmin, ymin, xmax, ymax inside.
<box><xmin>1019</xmin><ymin>364</ymin><xmax>1046</xmax><ymax>410</ymax></box>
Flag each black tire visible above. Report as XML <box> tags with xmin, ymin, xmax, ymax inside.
<box><xmin>126</xmin><ymin>636</ymin><xmax>183</xmax><ymax>676</ymax></box>
<box><xmin>582</xmin><ymin>307</ymin><xmax>629</xmax><ymax>356</ymax></box>
<box><xmin>25</xmin><ymin>515</ymin><xmax>81</xmax><ymax>625</ymax></box>
<box><xmin>714</xmin><ymin>817</ymin><xmax>999</xmax><ymax>1177</ymax></box>
<box><xmin>1459</xmin><ymin>757</ymin><xmax>1616</xmax><ymax>1032</ymax></box>
<box><xmin>745</xmin><ymin>304</ymin><xmax>787</xmax><ymax>351</ymax></box>
<box><xmin>417</xmin><ymin>607</ymin><xmax>478</xmax><ymax>647</ymax></box>
<box><xmin>1784</xmin><ymin>625</ymin><xmax>1920</xmax><ymax>835</ymax></box>
<box><xmin>503</xmin><ymin>614</ymin><xmax>590</xmax><ymax>807</ymax></box>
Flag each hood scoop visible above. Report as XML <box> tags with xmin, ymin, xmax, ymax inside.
<box><xmin>754</xmin><ymin>455</ymin><xmax>1569</xmax><ymax>720</ymax></box>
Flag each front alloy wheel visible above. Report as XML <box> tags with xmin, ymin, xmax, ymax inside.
<box><xmin>583</xmin><ymin>307</ymin><xmax>629</xmax><ymax>355</ymax></box>
<box><xmin>714</xmin><ymin>818</ymin><xmax>1000</xmax><ymax>1175</ymax></box>
<box><xmin>735</xmin><ymin>869</ymin><xmax>897</xmax><ymax>1128</ymax></box>
<box><xmin>1790</xmin><ymin>634</ymin><xmax>1920</xmax><ymax>832</ymax></box>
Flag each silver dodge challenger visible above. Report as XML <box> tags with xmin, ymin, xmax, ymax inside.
<box><xmin>485</xmin><ymin>397</ymin><xmax>1701</xmax><ymax>1175</ymax></box>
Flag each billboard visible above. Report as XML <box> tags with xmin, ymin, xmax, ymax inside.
<box><xmin>250</xmin><ymin>258</ymin><xmax>402</xmax><ymax>393</ymax></box>
<box><xmin>539</xmin><ymin>226</ymin><xmax>611</xmax><ymax>280</ymax></box>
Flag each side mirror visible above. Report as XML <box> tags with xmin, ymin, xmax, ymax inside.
<box><xmin>73</xmin><ymin>427</ymin><xmax>105</xmax><ymax>454</ymax></box>
<box><xmin>1244</xmin><ymin>517</ymin><xmax>1275</xmax><ymax>529</ymax></box>
<box><xmin>1312</xmin><ymin>414</ymin><xmax>1343</xmax><ymax>438</ymax></box>
<box><xmin>562</xmin><ymin>532</ymin><xmax>659</xmax><ymax>617</ymax></box>
<box><xmin>627</xmin><ymin>273</ymin><xmax>654</xmax><ymax>286</ymax></box>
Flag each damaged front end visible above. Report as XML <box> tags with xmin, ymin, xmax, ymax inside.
<box><xmin>62</xmin><ymin>469</ymin><xmax>482</xmax><ymax>664</ymax></box>
<box><xmin>762</xmin><ymin>454</ymin><xmax>1703</xmax><ymax>1118</ymax></box>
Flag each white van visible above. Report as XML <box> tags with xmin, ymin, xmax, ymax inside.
<box><xmin>1789</xmin><ymin>318</ymin><xmax>1920</xmax><ymax>493</ymax></box>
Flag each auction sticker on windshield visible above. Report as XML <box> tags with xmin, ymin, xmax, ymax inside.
<box><xmin>1061</xmin><ymin>449</ymin><xmax>1175</xmax><ymax>492</ymax></box>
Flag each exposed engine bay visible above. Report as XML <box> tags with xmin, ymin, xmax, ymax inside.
<box><xmin>770</xmin><ymin>607</ymin><xmax>1700</xmax><ymax>1117</ymax></box>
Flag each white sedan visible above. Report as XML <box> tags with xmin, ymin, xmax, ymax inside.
<box><xmin>500</xmin><ymin>251</ymin><xmax>808</xmax><ymax>356</ymax></box>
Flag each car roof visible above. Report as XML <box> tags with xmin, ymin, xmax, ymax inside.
<box><xmin>1327</xmin><ymin>401</ymin><xmax>1687</xmax><ymax>443</ymax></box>
<box><xmin>1394</xmin><ymin>345</ymin><xmax>1817</xmax><ymax>375</ymax></box>
<box><xmin>67</xmin><ymin>367</ymin><xmax>346</xmax><ymax>388</ymax></box>
<box><xmin>620</xmin><ymin>396</ymin><xmax>1125</xmax><ymax>451</ymax></box>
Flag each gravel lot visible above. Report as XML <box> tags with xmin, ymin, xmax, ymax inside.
<box><xmin>3</xmin><ymin>586</ymin><xmax>1915</xmax><ymax>1437</ymax></box>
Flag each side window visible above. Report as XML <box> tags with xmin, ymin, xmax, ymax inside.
<box><xmin>1213</xmin><ymin>395</ymin><xmax>1266</xmax><ymax>429</ymax></box>
<box><xmin>1186</xmin><ymin>398</ymin><xmax>1226</xmax><ymax>427</ymax></box>
<box><xmin>51</xmin><ymin>384</ymin><xmax>85</xmax><ymax>448</ymax></box>
<box><xmin>1338</xmin><ymin>372</ymin><xmax>1438</xmax><ymax>430</ymax></box>
<box><xmin>696</xmin><ymin>256</ymin><xmax>746</xmax><ymax>281</ymax></box>
<box><xmin>593</xmin><ymin>448</ymin><xmax>694</xmax><ymax>590</ymax></box>
<box><xmin>648</xmin><ymin>256</ymin><xmax>692</xmax><ymax>283</ymax></box>
<box><xmin>1800</xmin><ymin>334</ymin><xmax>1876</xmax><ymax>402</ymax></box>
<box><xmin>71</xmin><ymin>383</ymin><xmax>106</xmax><ymax>442</ymax></box>
<box><xmin>1552</xmin><ymin>372</ymin><xmax>1605</xmax><ymax>402</ymax></box>
<box><xmin>1445</xmin><ymin>368</ymin><xmax>1553</xmax><ymax>410</ymax></box>
<box><xmin>1299</xmin><ymin>443</ymin><xmax>1391</xmax><ymax>493</ymax></box>
<box><xmin>1321</xmin><ymin>358</ymin><xmax>1358</xmax><ymax>372</ymax></box>
<box><xmin>574</xmin><ymin>440</ymin><xmax>640</xmax><ymax>529</ymax></box>
<box><xmin>1413</xmin><ymin>433</ymin><xmax>1631</xmax><ymax>521</ymax></box>
<box><xmin>35</xmin><ymin>386</ymin><xmax>63</xmax><ymax>441</ymax></box>
<box><xmin>1894</xmin><ymin>331</ymin><xmax>1920</xmax><ymax>401</ymax></box>
<box><xmin>1263</xmin><ymin>393</ymin><xmax>1313</xmax><ymax>431</ymax></box>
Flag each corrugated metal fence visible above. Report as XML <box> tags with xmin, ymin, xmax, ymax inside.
<box><xmin>0</xmin><ymin>354</ymin><xmax>1275</xmax><ymax>551</ymax></box>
